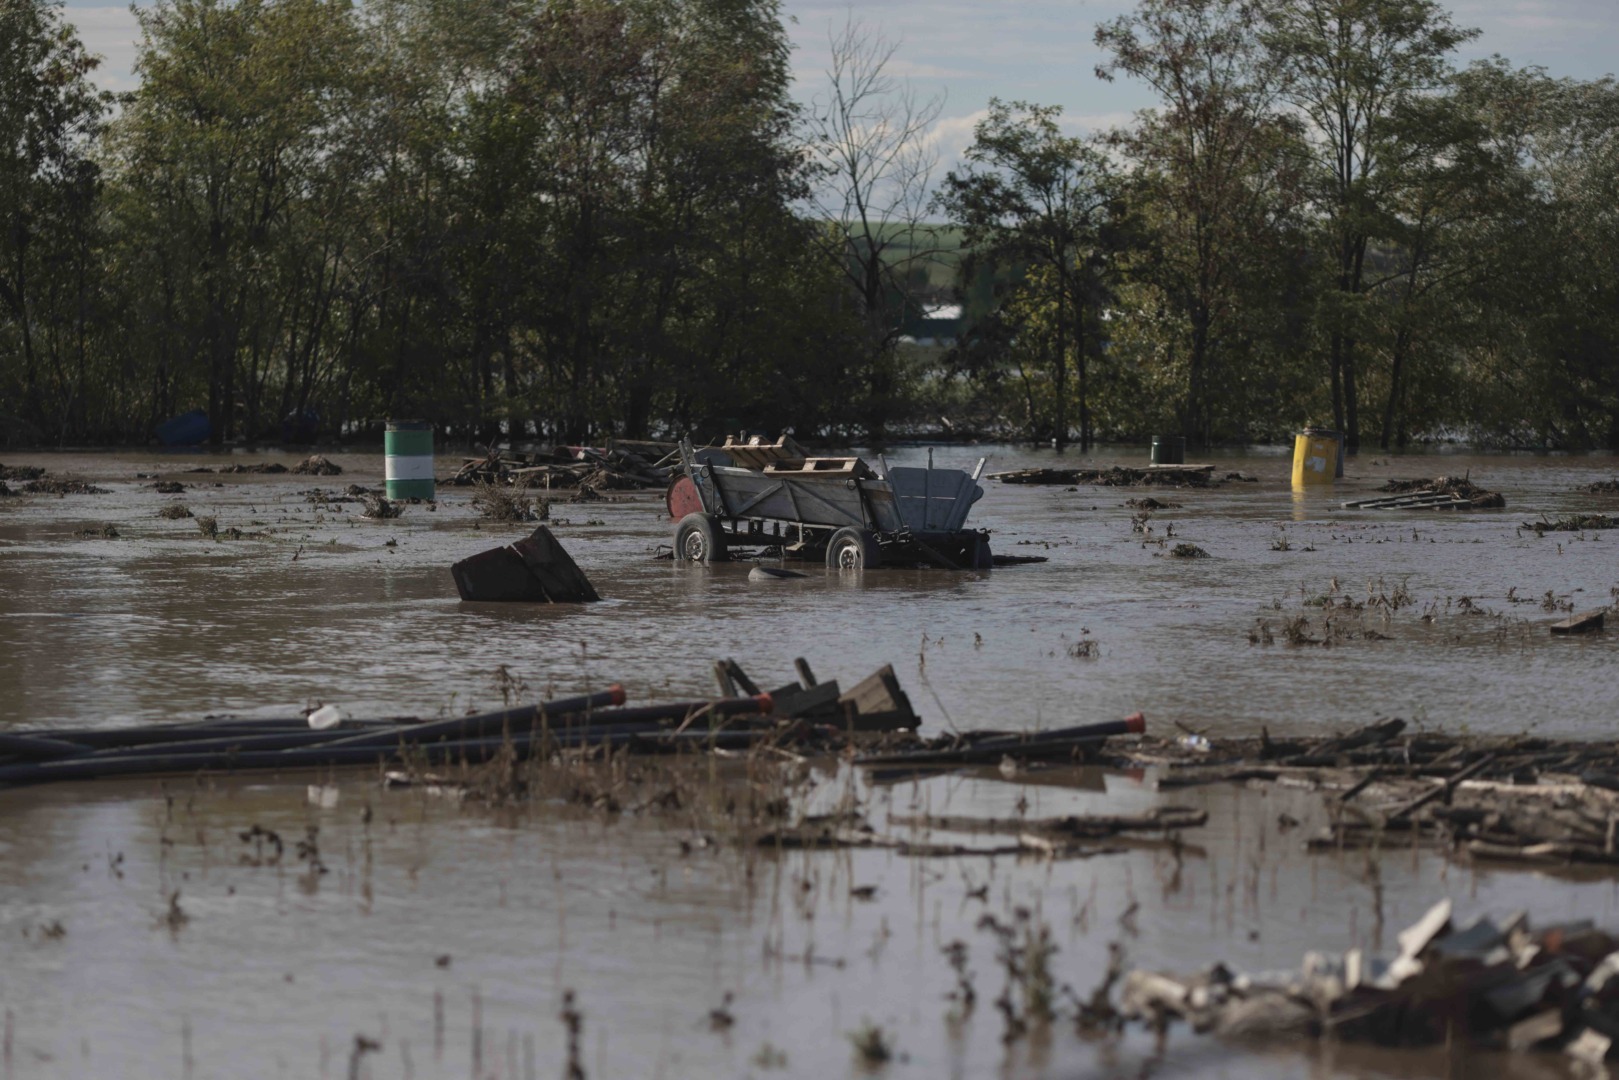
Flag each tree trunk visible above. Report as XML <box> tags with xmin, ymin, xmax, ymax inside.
<box><xmin>1380</xmin><ymin>326</ymin><xmax>1411</xmax><ymax>451</ymax></box>
<box><xmin>1053</xmin><ymin>267</ymin><xmax>1068</xmax><ymax>450</ymax></box>
<box><xmin>1343</xmin><ymin>333</ymin><xmax>1359</xmax><ymax>453</ymax></box>
<box><xmin>1328</xmin><ymin>331</ymin><xmax>1344</xmax><ymax>436</ymax></box>
<box><xmin>1189</xmin><ymin>300</ymin><xmax>1210</xmax><ymax>447</ymax></box>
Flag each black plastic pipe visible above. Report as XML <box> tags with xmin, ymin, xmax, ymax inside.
<box><xmin>0</xmin><ymin>723</ymin><xmax>782</xmax><ymax>788</ymax></box>
<box><xmin>320</xmin><ymin>686</ymin><xmax>629</xmax><ymax>752</ymax></box>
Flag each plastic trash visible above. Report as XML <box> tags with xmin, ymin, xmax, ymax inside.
<box><xmin>306</xmin><ymin>704</ymin><xmax>348</xmax><ymax>730</ymax></box>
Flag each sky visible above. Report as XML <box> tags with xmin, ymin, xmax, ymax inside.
<box><xmin>63</xmin><ymin>0</ymin><xmax>1619</xmax><ymax>174</ymax></box>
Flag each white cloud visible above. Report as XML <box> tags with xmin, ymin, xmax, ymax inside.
<box><xmin>64</xmin><ymin>6</ymin><xmax>144</xmax><ymax>91</ymax></box>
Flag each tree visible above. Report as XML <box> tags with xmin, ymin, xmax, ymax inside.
<box><xmin>936</xmin><ymin>100</ymin><xmax>1113</xmax><ymax>449</ymax></box>
<box><xmin>802</xmin><ymin>16</ymin><xmax>945</xmax><ymax>437</ymax></box>
<box><xmin>1453</xmin><ymin>65</ymin><xmax>1619</xmax><ymax>448</ymax></box>
<box><xmin>1096</xmin><ymin>0</ymin><xmax>1303</xmax><ymax>446</ymax></box>
<box><xmin>1360</xmin><ymin>77</ymin><xmax>1514</xmax><ymax>448</ymax></box>
<box><xmin>1259</xmin><ymin>0</ymin><xmax>1477</xmax><ymax>452</ymax></box>
<box><xmin>109</xmin><ymin>0</ymin><xmax>371</xmax><ymax>444</ymax></box>
<box><xmin>0</xmin><ymin>0</ymin><xmax>108</xmax><ymax>440</ymax></box>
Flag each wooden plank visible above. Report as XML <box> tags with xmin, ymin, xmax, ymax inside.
<box><xmin>838</xmin><ymin>706</ymin><xmax>918</xmax><ymax>732</ymax></box>
<box><xmin>769</xmin><ymin>680</ymin><xmax>842</xmax><ymax>719</ymax></box>
<box><xmin>1550</xmin><ymin>609</ymin><xmax>1607</xmax><ymax>635</ymax></box>
<box><xmin>722</xmin><ymin>658</ymin><xmax>762</xmax><ymax>696</ymax></box>
<box><xmin>837</xmin><ymin>665</ymin><xmax>917</xmax><ymax>728</ymax></box>
<box><xmin>793</xmin><ymin>657</ymin><xmax>817</xmax><ymax>690</ymax></box>
<box><xmin>712</xmin><ymin>661</ymin><xmax>737</xmax><ymax>698</ymax></box>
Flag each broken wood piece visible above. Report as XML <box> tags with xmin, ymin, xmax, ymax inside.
<box><xmin>1551</xmin><ymin>609</ymin><xmax>1607</xmax><ymax>635</ymax></box>
<box><xmin>887</xmin><ymin>806</ymin><xmax>1207</xmax><ymax>839</ymax></box>
<box><xmin>1387</xmin><ymin>754</ymin><xmax>1498</xmax><ymax>823</ymax></box>
<box><xmin>768</xmin><ymin>680</ymin><xmax>841</xmax><ymax>720</ymax></box>
<box><xmin>721</xmin><ymin>658</ymin><xmax>762</xmax><ymax>697</ymax></box>
<box><xmin>837</xmin><ymin>665</ymin><xmax>917</xmax><ymax>728</ymax></box>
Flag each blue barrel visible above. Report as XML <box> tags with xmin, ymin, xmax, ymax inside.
<box><xmin>385</xmin><ymin>421</ymin><xmax>434</xmax><ymax>500</ymax></box>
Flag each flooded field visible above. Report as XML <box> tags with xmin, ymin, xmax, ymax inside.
<box><xmin>2</xmin><ymin>444</ymin><xmax>1618</xmax><ymax>1079</ymax></box>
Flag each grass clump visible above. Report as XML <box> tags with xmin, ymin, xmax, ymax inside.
<box><xmin>472</xmin><ymin>480</ymin><xmax>547</xmax><ymax>522</ymax></box>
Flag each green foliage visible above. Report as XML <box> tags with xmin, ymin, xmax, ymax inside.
<box><xmin>935</xmin><ymin>100</ymin><xmax>1116</xmax><ymax>448</ymax></box>
<box><xmin>0</xmin><ymin>0</ymin><xmax>110</xmax><ymax>442</ymax></box>
<box><xmin>3</xmin><ymin>0</ymin><xmax>1618</xmax><ymax>451</ymax></box>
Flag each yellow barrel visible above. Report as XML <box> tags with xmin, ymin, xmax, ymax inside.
<box><xmin>1291</xmin><ymin>430</ymin><xmax>1339</xmax><ymax>486</ymax></box>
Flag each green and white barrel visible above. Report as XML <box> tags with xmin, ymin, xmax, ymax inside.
<box><xmin>384</xmin><ymin>420</ymin><xmax>435</xmax><ymax>500</ymax></box>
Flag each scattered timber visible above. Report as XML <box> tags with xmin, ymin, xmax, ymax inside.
<box><xmin>451</xmin><ymin>442</ymin><xmax>674</xmax><ymax>492</ymax></box>
<box><xmin>1122</xmin><ymin>899</ymin><xmax>1619</xmax><ymax>1067</ymax></box>
<box><xmin>1345</xmin><ymin>474</ymin><xmax>1505</xmax><ymax>510</ymax></box>
<box><xmin>1111</xmin><ymin>721</ymin><xmax>1619</xmax><ymax>871</ymax></box>
<box><xmin>856</xmin><ymin>713</ymin><xmax>1147</xmax><ymax>775</ymax></box>
<box><xmin>0</xmin><ymin>659</ymin><xmax>1142</xmax><ymax>791</ymax></box>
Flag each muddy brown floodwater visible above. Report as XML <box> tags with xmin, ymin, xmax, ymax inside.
<box><xmin>2</xmin><ymin>444</ymin><xmax>1618</xmax><ymax>1079</ymax></box>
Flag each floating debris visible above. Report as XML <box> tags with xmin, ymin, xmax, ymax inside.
<box><xmin>362</xmin><ymin>493</ymin><xmax>402</xmax><ymax>519</ymax></box>
<box><xmin>21</xmin><ymin>478</ymin><xmax>108</xmax><ymax>495</ymax></box>
<box><xmin>1346</xmin><ymin>475</ymin><xmax>1505</xmax><ymax>510</ymax></box>
<box><xmin>152</xmin><ymin>481</ymin><xmax>185</xmax><ymax>494</ymax></box>
<box><xmin>217</xmin><ymin>462</ymin><xmax>288</xmax><ymax>475</ymax></box>
<box><xmin>1549</xmin><ymin>609</ymin><xmax>1607</xmax><ymax>636</ymax></box>
<box><xmin>1122</xmin><ymin>899</ymin><xmax>1619</xmax><ymax>1066</ymax></box>
<box><xmin>73</xmin><ymin>524</ymin><xmax>120</xmax><ymax>539</ymax></box>
<box><xmin>290</xmin><ymin>454</ymin><xmax>342</xmax><ymax>476</ymax></box>
<box><xmin>992</xmin><ymin>465</ymin><xmax>1217</xmax><ymax>488</ymax></box>
<box><xmin>1170</xmin><ymin>543</ymin><xmax>1209</xmax><ymax>558</ymax></box>
<box><xmin>749</xmin><ymin>566</ymin><xmax>807</xmax><ymax>582</ymax></box>
<box><xmin>1581</xmin><ymin>479</ymin><xmax>1619</xmax><ymax>494</ymax></box>
<box><xmin>1523</xmin><ymin>514</ymin><xmax>1617</xmax><ymax>533</ymax></box>
<box><xmin>451</xmin><ymin>442</ymin><xmax>672</xmax><ymax>491</ymax></box>
<box><xmin>0</xmin><ymin>464</ymin><xmax>46</xmax><ymax>481</ymax></box>
<box><xmin>471</xmin><ymin>481</ymin><xmax>547</xmax><ymax>522</ymax></box>
<box><xmin>450</xmin><ymin>525</ymin><xmax>600</xmax><ymax>603</ymax></box>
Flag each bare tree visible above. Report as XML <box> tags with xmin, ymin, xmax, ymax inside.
<box><xmin>802</xmin><ymin>17</ymin><xmax>945</xmax><ymax>435</ymax></box>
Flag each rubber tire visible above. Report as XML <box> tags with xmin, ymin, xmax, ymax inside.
<box><xmin>674</xmin><ymin>513</ymin><xmax>728</xmax><ymax>563</ymax></box>
<box><xmin>826</xmin><ymin>527</ymin><xmax>882</xmax><ymax>570</ymax></box>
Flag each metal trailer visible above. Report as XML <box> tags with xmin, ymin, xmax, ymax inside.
<box><xmin>665</xmin><ymin>438</ymin><xmax>992</xmax><ymax>569</ymax></box>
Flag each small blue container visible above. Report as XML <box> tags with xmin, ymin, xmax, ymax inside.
<box><xmin>155</xmin><ymin>410</ymin><xmax>212</xmax><ymax>446</ymax></box>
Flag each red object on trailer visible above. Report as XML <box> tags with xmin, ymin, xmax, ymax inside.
<box><xmin>666</xmin><ymin>474</ymin><xmax>705</xmax><ymax>520</ymax></box>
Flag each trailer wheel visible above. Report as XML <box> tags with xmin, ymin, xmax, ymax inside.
<box><xmin>826</xmin><ymin>527</ymin><xmax>882</xmax><ymax>570</ymax></box>
<box><xmin>674</xmin><ymin>513</ymin><xmax>728</xmax><ymax>563</ymax></box>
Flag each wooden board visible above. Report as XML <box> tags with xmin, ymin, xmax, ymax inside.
<box><xmin>1550</xmin><ymin>610</ymin><xmax>1607</xmax><ymax>635</ymax></box>
<box><xmin>769</xmin><ymin>680</ymin><xmax>842</xmax><ymax>720</ymax></box>
<box><xmin>837</xmin><ymin>665</ymin><xmax>917</xmax><ymax>728</ymax></box>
